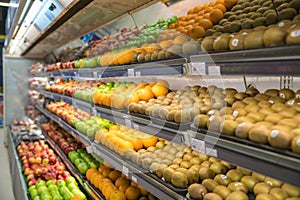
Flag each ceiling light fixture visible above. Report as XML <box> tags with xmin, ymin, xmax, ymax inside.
<box><xmin>0</xmin><ymin>2</ymin><xmax>19</xmax><ymax>8</ymax></box>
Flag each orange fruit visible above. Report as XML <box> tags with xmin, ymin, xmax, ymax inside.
<box><xmin>70</xmin><ymin>197</ymin><xmax>83</xmax><ymax>200</ymax></box>
<box><xmin>102</xmin><ymin>182</ymin><xmax>117</xmax><ymax>199</ymax></box>
<box><xmin>98</xmin><ymin>178</ymin><xmax>112</xmax><ymax>191</ymax></box>
<box><xmin>125</xmin><ymin>186</ymin><xmax>141</xmax><ymax>200</ymax></box>
<box><xmin>168</xmin><ymin>23</ymin><xmax>176</xmax><ymax>29</ymax></box>
<box><xmin>131</xmin><ymin>181</ymin><xmax>139</xmax><ymax>187</ymax></box>
<box><xmin>86</xmin><ymin>168</ymin><xmax>98</xmax><ymax>180</ymax></box>
<box><xmin>198</xmin><ymin>19</ymin><xmax>213</xmax><ymax>30</ymax></box>
<box><xmin>202</xmin><ymin>13</ymin><xmax>211</xmax><ymax>19</ymax></box>
<box><xmin>141</xmin><ymin>136</ymin><xmax>158</xmax><ymax>148</ymax></box>
<box><xmin>108</xmin><ymin>170</ymin><xmax>122</xmax><ymax>182</ymax></box>
<box><xmin>188</xmin><ymin>26</ymin><xmax>206</xmax><ymax>39</ymax></box>
<box><xmin>209</xmin><ymin>9</ymin><xmax>224</xmax><ymax>24</ymax></box>
<box><xmin>193</xmin><ymin>5</ymin><xmax>202</xmax><ymax>14</ymax></box>
<box><xmin>204</xmin><ymin>7</ymin><xmax>214</xmax><ymax>14</ymax></box>
<box><xmin>110</xmin><ymin>190</ymin><xmax>126</xmax><ymax>200</ymax></box>
<box><xmin>138</xmin><ymin>186</ymin><xmax>149</xmax><ymax>196</ymax></box>
<box><xmin>90</xmin><ymin>172</ymin><xmax>100</xmax><ymax>184</ymax></box>
<box><xmin>195</xmin><ymin>16</ymin><xmax>203</xmax><ymax>23</ymax></box>
<box><xmin>179</xmin><ymin>16</ymin><xmax>188</xmax><ymax>21</ymax></box>
<box><xmin>157</xmin><ymin>80</ymin><xmax>169</xmax><ymax>88</ymax></box>
<box><xmin>224</xmin><ymin>0</ymin><xmax>238</xmax><ymax>9</ymax></box>
<box><xmin>136</xmin><ymin>85</ymin><xmax>154</xmax><ymax>102</ymax></box>
<box><xmin>214</xmin><ymin>4</ymin><xmax>227</xmax><ymax>13</ymax></box>
<box><xmin>216</xmin><ymin>0</ymin><xmax>224</xmax><ymax>4</ymax></box>
<box><xmin>102</xmin><ymin>168</ymin><xmax>112</xmax><ymax>177</ymax></box>
<box><xmin>151</xmin><ymin>83</ymin><xmax>169</xmax><ymax>98</ymax></box>
<box><xmin>119</xmin><ymin>184</ymin><xmax>130</xmax><ymax>193</ymax></box>
<box><xmin>159</xmin><ymin>40</ymin><xmax>173</xmax><ymax>49</ymax></box>
<box><xmin>187</xmin><ymin>14</ymin><xmax>197</xmax><ymax>20</ymax></box>
<box><xmin>94</xmin><ymin>174</ymin><xmax>105</xmax><ymax>189</ymax></box>
<box><xmin>115</xmin><ymin>177</ymin><xmax>130</xmax><ymax>188</ymax></box>
<box><xmin>209</xmin><ymin>2</ymin><xmax>216</xmax><ymax>6</ymax></box>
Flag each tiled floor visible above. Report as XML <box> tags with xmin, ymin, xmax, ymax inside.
<box><xmin>0</xmin><ymin>128</ymin><xmax>15</xmax><ymax>200</ymax></box>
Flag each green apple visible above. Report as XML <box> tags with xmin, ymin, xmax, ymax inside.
<box><xmin>78</xmin><ymin>162</ymin><xmax>89</xmax><ymax>174</ymax></box>
<box><xmin>88</xmin><ymin>161</ymin><xmax>98</xmax><ymax>169</ymax></box>
<box><xmin>50</xmin><ymin>190</ymin><xmax>60</xmax><ymax>197</ymax></box>
<box><xmin>72</xmin><ymin>189</ymin><xmax>86</xmax><ymax>200</ymax></box>
<box><xmin>37</xmin><ymin>186</ymin><xmax>49</xmax><ymax>195</ymax></box>
<box><xmin>57</xmin><ymin>180</ymin><xmax>66</xmax><ymax>188</ymax></box>
<box><xmin>40</xmin><ymin>194</ymin><xmax>52</xmax><ymax>200</ymax></box>
<box><xmin>74</xmin><ymin>59</ymin><xmax>85</xmax><ymax>68</ymax></box>
<box><xmin>46</xmin><ymin>180</ymin><xmax>56</xmax><ymax>187</ymax></box>
<box><xmin>36</xmin><ymin>180</ymin><xmax>46</xmax><ymax>188</ymax></box>
<box><xmin>67</xmin><ymin>183</ymin><xmax>78</xmax><ymax>192</ymax></box>
<box><xmin>48</xmin><ymin>184</ymin><xmax>58</xmax><ymax>192</ymax></box>
<box><xmin>68</xmin><ymin>151</ymin><xmax>80</xmax><ymax>163</ymax></box>
<box><xmin>33</xmin><ymin>196</ymin><xmax>41</xmax><ymax>200</ymax></box>
<box><xmin>29</xmin><ymin>189</ymin><xmax>39</xmax><ymax>199</ymax></box>
<box><xmin>96</xmin><ymin>56</ymin><xmax>102</xmax><ymax>66</ymax></box>
<box><xmin>65</xmin><ymin>177</ymin><xmax>77</xmax><ymax>186</ymax></box>
<box><xmin>74</xmin><ymin>158</ymin><xmax>85</xmax><ymax>167</ymax></box>
<box><xmin>52</xmin><ymin>194</ymin><xmax>63</xmax><ymax>200</ymax></box>
<box><xmin>28</xmin><ymin>185</ymin><xmax>36</xmax><ymax>194</ymax></box>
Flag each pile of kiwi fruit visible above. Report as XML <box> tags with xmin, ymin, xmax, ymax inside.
<box><xmin>124</xmin><ymin>141</ymin><xmax>300</xmax><ymax>199</ymax></box>
<box><xmin>128</xmin><ymin>84</ymin><xmax>300</xmax><ymax>154</ymax></box>
<box><xmin>200</xmin><ymin>0</ymin><xmax>300</xmax><ymax>51</ymax></box>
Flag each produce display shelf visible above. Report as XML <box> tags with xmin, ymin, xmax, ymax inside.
<box><xmin>44</xmin><ymin>133</ymin><xmax>105</xmax><ymax>200</ymax></box>
<box><xmin>190</xmin><ymin>45</ymin><xmax>300</xmax><ymax>75</ymax></box>
<box><xmin>92</xmin><ymin>142</ymin><xmax>186</xmax><ymax>200</ymax></box>
<box><xmin>38</xmin><ymin>90</ymin><xmax>187</xmax><ymax>144</ymax></box>
<box><xmin>42</xmin><ymin>57</ymin><xmax>187</xmax><ymax>78</ymax></box>
<box><xmin>7</xmin><ymin>130</ymin><xmax>28</xmax><ymax>200</ymax></box>
<box><xmin>35</xmin><ymin>92</ymin><xmax>300</xmax><ymax>187</ymax></box>
<box><xmin>35</xmin><ymin>105</ymin><xmax>92</xmax><ymax>147</ymax></box>
<box><xmin>189</xmin><ymin>130</ymin><xmax>300</xmax><ymax>187</ymax></box>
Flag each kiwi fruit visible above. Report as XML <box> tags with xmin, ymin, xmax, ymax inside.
<box><xmin>201</xmin><ymin>36</ymin><xmax>215</xmax><ymax>51</ymax></box>
<box><xmin>214</xmin><ymin>185</ymin><xmax>231</xmax><ymax>199</ymax></box>
<box><xmin>254</xmin><ymin>182</ymin><xmax>272</xmax><ymax>195</ymax></box>
<box><xmin>277</xmin><ymin>2</ymin><xmax>289</xmax><ymax>11</ymax></box>
<box><xmin>188</xmin><ymin>183</ymin><xmax>207</xmax><ymax>199</ymax></box>
<box><xmin>194</xmin><ymin>114</ymin><xmax>209</xmax><ymax>129</ymax></box>
<box><xmin>224</xmin><ymin>12</ymin><xmax>235</xmax><ymax>19</ymax></box>
<box><xmin>263</xmin><ymin>27</ymin><xmax>287</xmax><ymax>46</ymax></box>
<box><xmin>226</xmin><ymin>170</ymin><xmax>243</xmax><ymax>182</ymax></box>
<box><xmin>249</xmin><ymin>126</ymin><xmax>270</xmax><ymax>144</ymax></box>
<box><xmin>256</xmin><ymin>193</ymin><xmax>276</xmax><ymax>200</ymax></box>
<box><xmin>163</xmin><ymin>167</ymin><xmax>175</xmax><ymax>182</ymax></box>
<box><xmin>229</xmin><ymin>34</ymin><xmax>246</xmax><ymax>49</ymax></box>
<box><xmin>209</xmin><ymin>162</ymin><xmax>227</xmax><ymax>174</ymax></box>
<box><xmin>294</xmin><ymin>14</ymin><xmax>300</xmax><ymax>21</ymax></box>
<box><xmin>265</xmin><ymin>177</ymin><xmax>283</xmax><ymax>187</ymax></box>
<box><xmin>213</xmin><ymin>35</ymin><xmax>232</xmax><ymax>51</ymax></box>
<box><xmin>235</xmin><ymin>122</ymin><xmax>253</xmax><ymax>139</ymax></box>
<box><xmin>199</xmin><ymin>167</ymin><xmax>216</xmax><ymax>180</ymax></box>
<box><xmin>202</xmin><ymin>179</ymin><xmax>219</xmax><ymax>192</ymax></box>
<box><xmin>289</xmin><ymin>0</ymin><xmax>300</xmax><ymax>10</ymax></box>
<box><xmin>270</xmin><ymin>188</ymin><xmax>289</xmax><ymax>200</ymax></box>
<box><xmin>281</xmin><ymin>183</ymin><xmax>300</xmax><ymax>197</ymax></box>
<box><xmin>264</xmin><ymin>89</ymin><xmax>279</xmax><ymax>96</ymax></box>
<box><xmin>241</xmin><ymin>19</ymin><xmax>254</xmax><ymax>29</ymax></box>
<box><xmin>204</xmin><ymin>193</ymin><xmax>223</xmax><ymax>200</ymax></box>
<box><xmin>225</xmin><ymin>191</ymin><xmax>249</xmax><ymax>200</ymax></box>
<box><xmin>286</xmin><ymin>26</ymin><xmax>300</xmax><ymax>45</ymax></box>
<box><xmin>247</xmin><ymin>112</ymin><xmax>266</xmax><ymax>122</ymax></box>
<box><xmin>252</xmin><ymin>172</ymin><xmax>266</xmax><ymax>181</ymax></box>
<box><xmin>250</xmin><ymin>13</ymin><xmax>263</xmax><ymax>21</ymax></box>
<box><xmin>244</xmin><ymin>30</ymin><xmax>265</xmax><ymax>49</ymax></box>
<box><xmin>228</xmin><ymin>182</ymin><xmax>249</xmax><ymax>193</ymax></box>
<box><xmin>253</xmin><ymin>17</ymin><xmax>267</xmax><ymax>27</ymax></box>
<box><xmin>279</xmin><ymin>8</ymin><xmax>298</xmax><ymax>20</ymax></box>
<box><xmin>231</xmin><ymin>5</ymin><xmax>242</xmax><ymax>12</ymax></box>
<box><xmin>241</xmin><ymin>176</ymin><xmax>259</xmax><ymax>192</ymax></box>
<box><xmin>274</xmin><ymin>0</ymin><xmax>284</xmax><ymax>7</ymax></box>
<box><xmin>266</xmin><ymin>12</ymin><xmax>278</xmax><ymax>25</ymax></box>
<box><xmin>171</xmin><ymin>171</ymin><xmax>188</xmax><ymax>189</ymax></box>
<box><xmin>291</xmin><ymin>135</ymin><xmax>300</xmax><ymax>153</ymax></box>
<box><xmin>214</xmin><ymin>174</ymin><xmax>232</xmax><ymax>186</ymax></box>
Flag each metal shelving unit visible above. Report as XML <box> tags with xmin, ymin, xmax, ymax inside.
<box><xmin>34</xmin><ymin>92</ymin><xmax>300</xmax><ymax>187</ymax></box>
<box><xmin>44</xmin><ymin>133</ymin><xmax>105</xmax><ymax>200</ymax></box>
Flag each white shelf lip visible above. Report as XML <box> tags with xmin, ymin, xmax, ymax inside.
<box><xmin>34</xmin><ymin>90</ymin><xmax>300</xmax><ymax>187</ymax></box>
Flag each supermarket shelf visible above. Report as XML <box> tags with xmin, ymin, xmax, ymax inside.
<box><xmin>92</xmin><ymin>142</ymin><xmax>186</xmax><ymax>200</ymax></box>
<box><xmin>43</xmin><ymin>58</ymin><xmax>187</xmax><ymax>78</ymax></box>
<box><xmin>44</xmin><ymin>133</ymin><xmax>105</xmax><ymax>200</ymax></box>
<box><xmin>38</xmin><ymin>90</ymin><xmax>187</xmax><ymax>144</ymax></box>
<box><xmin>36</xmin><ymin>91</ymin><xmax>300</xmax><ymax>187</ymax></box>
<box><xmin>190</xmin><ymin>45</ymin><xmax>300</xmax><ymax>75</ymax></box>
<box><xmin>7</xmin><ymin>130</ymin><xmax>28</xmax><ymax>200</ymax></box>
<box><xmin>35</xmin><ymin>105</ymin><xmax>92</xmax><ymax>147</ymax></box>
<box><xmin>189</xmin><ymin>130</ymin><xmax>300</xmax><ymax>187</ymax></box>
<box><xmin>24</xmin><ymin>0</ymin><xmax>158</xmax><ymax>58</ymax></box>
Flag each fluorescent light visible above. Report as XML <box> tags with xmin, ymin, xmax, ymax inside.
<box><xmin>0</xmin><ymin>2</ymin><xmax>19</xmax><ymax>8</ymax></box>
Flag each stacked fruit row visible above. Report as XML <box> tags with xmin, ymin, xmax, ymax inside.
<box><xmin>45</xmin><ymin>79</ymin><xmax>103</xmax><ymax>97</ymax></box>
<box><xmin>94</xmin><ymin>124</ymin><xmax>158</xmax><ymax>156</ymax></box>
<box><xmin>41</xmin><ymin>121</ymin><xmax>84</xmax><ymax>155</ymax></box>
<box><xmin>28</xmin><ymin>177</ymin><xmax>86</xmax><ymax>200</ymax></box>
<box><xmin>45</xmin><ymin>102</ymin><xmax>92</xmax><ymax>127</ymax></box>
<box><xmin>123</xmin><ymin>140</ymin><xmax>300</xmax><ymax>199</ymax></box>
<box><xmin>74</xmin><ymin>116</ymin><xmax>115</xmax><ymax>138</ymax></box>
<box><xmin>86</xmin><ymin>165</ymin><xmax>158</xmax><ymax>200</ymax></box>
<box><xmin>68</xmin><ymin>149</ymin><xmax>102</xmax><ymax>175</ymax></box>
<box><xmin>18</xmin><ymin>141</ymin><xmax>72</xmax><ymax>187</ymax></box>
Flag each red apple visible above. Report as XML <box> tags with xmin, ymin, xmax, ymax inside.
<box><xmin>49</xmin><ymin>156</ymin><xmax>57</xmax><ymax>165</ymax></box>
<box><xmin>35</xmin><ymin>168</ymin><xmax>42</xmax><ymax>176</ymax></box>
<box><xmin>28</xmin><ymin>157</ymin><xmax>36</xmax><ymax>164</ymax></box>
<box><xmin>35</xmin><ymin>157</ymin><xmax>42</xmax><ymax>164</ymax></box>
<box><xmin>26</xmin><ymin>174</ymin><xmax>35</xmax><ymax>182</ymax></box>
<box><xmin>28</xmin><ymin>178</ymin><xmax>37</xmax><ymax>187</ymax></box>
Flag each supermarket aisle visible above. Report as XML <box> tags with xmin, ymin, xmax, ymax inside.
<box><xmin>0</xmin><ymin>128</ymin><xmax>15</xmax><ymax>200</ymax></box>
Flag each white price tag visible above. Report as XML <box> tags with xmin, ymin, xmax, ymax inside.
<box><xmin>133</xmin><ymin>123</ymin><xmax>139</xmax><ymax>130</ymax></box>
<box><xmin>208</xmin><ymin>66</ymin><xmax>221</xmax><ymax>75</ymax></box>
<box><xmin>190</xmin><ymin>62</ymin><xmax>206</xmax><ymax>75</ymax></box>
<box><xmin>206</xmin><ymin>147</ymin><xmax>218</xmax><ymax>157</ymax></box>
<box><xmin>191</xmin><ymin>138</ymin><xmax>206</xmax><ymax>154</ymax></box>
<box><xmin>135</xmin><ymin>71</ymin><xmax>141</xmax><ymax>77</ymax></box>
<box><xmin>125</xmin><ymin>118</ymin><xmax>132</xmax><ymax>128</ymax></box>
<box><xmin>128</xmin><ymin>69</ymin><xmax>135</xmax><ymax>77</ymax></box>
<box><xmin>131</xmin><ymin>176</ymin><xmax>137</xmax><ymax>183</ymax></box>
<box><xmin>86</xmin><ymin>146</ymin><xmax>93</xmax><ymax>153</ymax></box>
<box><xmin>122</xmin><ymin>166</ymin><xmax>129</xmax><ymax>177</ymax></box>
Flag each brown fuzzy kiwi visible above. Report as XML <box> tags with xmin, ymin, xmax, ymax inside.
<box><xmin>263</xmin><ymin>27</ymin><xmax>287</xmax><ymax>47</ymax></box>
<box><xmin>213</xmin><ymin>35</ymin><xmax>232</xmax><ymax>51</ymax></box>
<box><xmin>253</xmin><ymin>17</ymin><xmax>267</xmax><ymax>27</ymax></box>
<box><xmin>244</xmin><ymin>30</ymin><xmax>265</xmax><ymax>49</ymax></box>
<box><xmin>286</xmin><ymin>26</ymin><xmax>300</xmax><ymax>45</ymax></box>
<box><xmin>279</xmin><ymin>8</ymin><xmax>298</xmax><ymax>21</ymax></box>
<box><xmin>266</xmin><ymin>12</ymin><xmax>278</xmax><ymax>25</ymax></box>
<box><xmin>230</xmin><ymin>21</ymin><xmax>242</xmax><ymax>33</ymax></box>
<box><xmin>241</xmin><ymin>19</ymin><xmax>254</xmax><ymax>29</ymax></box>
<box><xmin>201</xmin><ymin>36</ymin><xmax>216</xmax><ymax>51</ymax></box>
